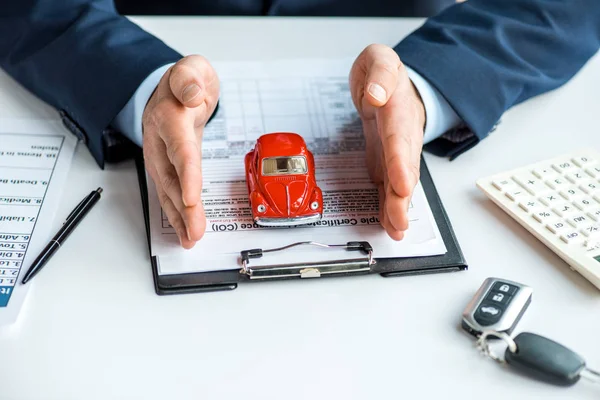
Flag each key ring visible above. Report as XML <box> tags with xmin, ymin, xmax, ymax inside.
<box><xmin>477</xmin><ymin>330</ymin><xmax>518</xmax><ymax>364</ymax></box>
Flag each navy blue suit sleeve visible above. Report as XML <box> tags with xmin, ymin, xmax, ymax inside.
<box><xmin>396</xmin><ymin>0</ymin><xmax>600</xmax><ymax>156</ymax></box>
<box><xmin>0</xmin><ymin>1</ymin><xmax>182</xmax><ymax>167</ymax></box>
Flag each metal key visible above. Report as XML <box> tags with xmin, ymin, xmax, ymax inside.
<box><xmin>478</xmin><ymin>331</ymin><xmax>600</xmax><ymax>386</ymax></box>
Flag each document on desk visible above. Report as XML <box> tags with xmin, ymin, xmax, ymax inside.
<box><xmin>147</xmin><ymin>59</ymin><xmax>446</xmax><ymax>274</ymax></box>
<box><xmin>0</xmin><ymin>118</ymin><xmax>77</xmax><ymax>325</ymax></box>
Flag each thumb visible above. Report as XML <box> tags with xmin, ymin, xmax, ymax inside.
<box><xmin>363</xmin><ymin>44</ymin><xmax>402</xmax><ymax>107</ymax></box>
<box><xmin>168</xmin><ymin>55</ymin><xmax>213</xmax><ymax>108</ymax></box>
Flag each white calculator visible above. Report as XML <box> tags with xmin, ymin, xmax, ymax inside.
<box><xmin>476</xmin><ymin>150</ymin><xmax>600</xmax><ymax>290</ymax></box>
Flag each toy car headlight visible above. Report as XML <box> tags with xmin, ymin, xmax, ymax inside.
<box><xmin>310</xmin><ymin>201</ymin><xmax>319</xmax><ymax>210</ymax></box>
<box><xmin>257</xmin><ymin>204</ymin><xmax>267</xmax><ymax>213</ymax></box>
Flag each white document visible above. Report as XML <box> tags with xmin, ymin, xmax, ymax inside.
<box><xmin>148</xmin><ymin>59</ymin><xmax>446</xmax><ymax>274</ymax></box>
<box><xmin>0</xmin><ymin>118</ymin><xmax>77</xmax><ymax>326</ymax></box>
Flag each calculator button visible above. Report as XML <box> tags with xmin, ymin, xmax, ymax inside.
<box><xmin>579</xmin><ymin>180</ymin><xmax>599</xmax><ymax>194</ymax></box>
<box><xmin>552</xmin><ymin>160</ymin><xmax>577</xmax><ymax>173</ymax></box>
<box><xmin>546</xmin><ymin>177</ymin><xmax>569</xmax><ymax>190</ymax></box>
<box><xmin>580</xmin><ymin>224</ymin><xmax>600</xmax><ymax>237</ymax></box>
<box><xmin>492</xmin><ymin>178</ymin><xmax>516</xmax><ymax>191</ymax></box>
<box><xmin>505</xmin><ymin>189</ymin><xmax>528</xmax><ymax>201</ymax></box>
<box><xmin>512</xmin><ymin>173</ymin><xmax>551</xmax><ymax>195</ymax></box>
<box><xmin>572</xmin><ymin>156</ymin><xmax>595</xmax><ymax>168</ymax></box>
<box><xmin>566</xmin><ymin>213</ymin><xmax>592</xmax><ymax>229</ymax></box>
<box><xmin>560</xmin><ymin>230</ymin><xmax>585</xmax><ymax>245</ymax></box>
<box><xmin>587</xmin><ymin>207</ymin><xmax>600</xmax><ymax>221</ymax></box>
<box><xmin>594</xmin><ymin>193</ymin><xmax>600</xmax><ymax>203</ymax></box>
<box><xmin>565</xmin><ymin>170</ymin><xmax>589</xmax><ymax>184</ymax></box>
<box><xmin>491</xmin><ymin>281</ymin><xmax>519</xmax><ymax>295</ymax></box>
<box><xmin>585</xmin><ymin>165</ymin><xmax>600</xmax><ymax>178</ymax></box>
<box><xmin>546</xmin><ymin>220</ymin><xmax>569</xmax><ymax>234</ymax></box>
<box><xmin>539</xmin><ymin>193</ymin><xmax>562</xmax><ymax>206</ymax></box>
<box><xmin>559</xmin><ymin>186</ymin><xmax>586</xmax><ymax>200</ymax></box>
<box><xmin>474</xmin><ymin>303</ymin><xmax>504</xmax><ymax>326</ymax></box>
<box><xmin>533</xmin><ymin>210</ymin><xmax>556</xmax><ymax>223</ymax></box>
<box><xmin>552</xmin><ymin>203</ymin><xmax>577</xmax><ymax>217</ymax></box>
<box><xmin>572</xmin><ymin>196</ymin><xmax>598</xmax><ymax>210</ymax></box>
<box><xmin>585</xmin><ymin>240</ymin><xmax>600</xmax><ymax>252</ymax></box>
<box><xmin>532</xmin><ymin>167</ymin><xmax>559</xmax><ymax>180</ymax></box>
<box><xmin>518</xmin><ymin>200</ymin><xmax>543</xmax><ymax>213</ymax></box>
<box><xmin>584</xmin><ymin>238</ymin><xmax>600</xmax><ymax>250</ymax></box>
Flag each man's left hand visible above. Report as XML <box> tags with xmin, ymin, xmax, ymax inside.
<box><xmin>350</xmin><ymin>44</ymin><xmax>426</xmax><ymax>241</ymax></box>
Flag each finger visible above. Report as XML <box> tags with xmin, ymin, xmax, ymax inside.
<box><xmin>381</xmin><ymin>196</ymin><xmax>404</xmax><ymax>240</ymax></box>
<box><xmin>385</xmin><ymin>188</ymin><xmax>410</xmax><ymax>233</ymax></box>
<box><xmin>363</xmin><ymin>119</ymin><xmax>383</xmax><ymax>183</ymax></box>
<box><xmin>386</xmin><ymin>224</ymin><xmax>405</xmax><ymax>241</ymax></box>
<box><xmin>157</xmin><ymin>183</ymin><xmax>196</xmax><ymax>249</ymax></box>
<box><xmin>150</xmin><ymin>132</ymin><xmax>206</xmax><ymax>241</ymax></box>
<box><xmin>147</xmin><ymin>158</ymin><xmax>195</xmax><ymax>249</ymax></box>
<box><xmin>147</xmin><ymin>151</ymin><xmax>206</xmax><ymax>245</ymax></box>
<box><xmin>154</xmin><ymin>103</ymin><xmax>203</xmax><ymax>208</ymax></box>
<box><xmin>378</xmin><ymin>131</ymin><xmax>410</xmax><ymax>234</ymax></box>
<box><xmin>376</xmin><ymin>86</ymin><xmax>423</xmax><ymax>200</ymax></box>
<box><xmin>377</xmin><ymin>184</ymin><xmax>385</xmax><ymax>227</ymax></box>
<box><xmin>145</xmin><ymin>146</ymin><xmax>189</xmax><ymax>240</ymax></box>
<box><xmin>363</xmin><ymin>44</ymin><xmax>402</xmax><ymax>107</ymax></box>
<box><xmin>381</xmin><ymin>167</ymin><xmax>405</xmax><ymax>241</ymax></box>
<box><xmin>168</xmin><ymin>55</ymin><xmax>217</xmax><ymax>108</ymax></box>
<box><xmin>349</xmin><ymin>55</ymin><xmax>366</xmax><ymax>114</ymax></box>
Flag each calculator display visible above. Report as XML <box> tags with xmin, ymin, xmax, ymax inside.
<box><xmin>595</xmin><ymin>255</ymin><xmax>600</xmax><ymax>263</ymax></box>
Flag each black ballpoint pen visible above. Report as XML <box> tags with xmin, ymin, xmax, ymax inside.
<box><xmin>21</xmin><ymin>187</ymin><xmax>103</xmax><ymax>284</ymax></box>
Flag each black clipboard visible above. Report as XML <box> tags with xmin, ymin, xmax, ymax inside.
<box><xmin>135</xmin><ymin>153</ymin><xmax>467</xmax><ymax>295</ymax></box>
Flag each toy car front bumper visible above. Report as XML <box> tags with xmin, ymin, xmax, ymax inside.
<box><xmin>255</xmin><ymin>213</ymin><xmax>322</xmax><ymax>227</ymax></box>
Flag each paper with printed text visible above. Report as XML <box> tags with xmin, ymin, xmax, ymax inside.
<box><xmin>0</xmin><ymin>118</ymin><xmax>77</xmax><ymax>326</ymax></box>
<box><xmin>147</xmin><ymin>59</ymin><xmax>446</xmax><ymax>274</ymax></box>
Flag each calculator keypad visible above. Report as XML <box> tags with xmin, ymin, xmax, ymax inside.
<box><xmin>492</xmin><ymin>155</ymin><xmax>600</xmax><ymax>251</ymax></box>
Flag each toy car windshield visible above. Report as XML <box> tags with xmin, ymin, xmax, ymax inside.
<box><xmin>262</xmin><ymin>156</ymin><xmax>308</xmax><ymax>176</ymax></box>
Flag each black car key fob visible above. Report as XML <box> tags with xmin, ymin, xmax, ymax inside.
<box><xmin>505</xmin><ymin>332</ymin><xmax>588</xmax><ymax>386</ymax></box>
<box><xmin>461</xmin><ymin>277</ymin><xmax>533</xmax><ymax>337</ymax></box>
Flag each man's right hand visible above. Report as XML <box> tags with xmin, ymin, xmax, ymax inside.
<box><xmin>142</xmin><ymin>55</ymin><xmax>219</xmax><ymax>249</ymax></box>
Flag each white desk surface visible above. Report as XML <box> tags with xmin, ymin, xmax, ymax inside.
<box><xmin>1</xmin><ymin>17</ymin><xmax>599</xmax><ymax>400</ymax></box>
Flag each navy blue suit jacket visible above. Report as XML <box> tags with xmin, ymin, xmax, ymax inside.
<box><xmin>2</xmin><ymin>1</ymin><xmax>599</xmax><ymax>167</ymax></box>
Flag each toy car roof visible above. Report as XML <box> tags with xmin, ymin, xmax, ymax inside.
<box><xmin>256</xmin><ymin>132</ymin><xmax>308</xmax><ymax>158</ymax></box>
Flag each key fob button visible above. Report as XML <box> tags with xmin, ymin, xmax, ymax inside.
<box><xmin>491</xmin><ymin>281</ymin><xmax>519</xmax><ymax>295</ymax></box>
<box><xmin>485</xmin><ymin>290</ymin><xmax>512</xmax><ymax>305</ymax></box>
<box><xmin>474</xmin><ymin>303</ymin><xmax>504</xmax><ymax>326</ymax></box>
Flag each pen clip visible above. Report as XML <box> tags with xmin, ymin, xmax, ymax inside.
<box><xmin>64</xmin><ymin>195</ymin><xmax>90</xmax><ymax>224</ymax></box>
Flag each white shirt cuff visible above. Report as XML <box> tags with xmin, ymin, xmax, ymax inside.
<box><xmin>113</xmin><ymin>63</ymin><xmax>175</xmax><ymax>147</ymax></box>
<box><xmin>405</xmin><ymin>66</ymin><xmax>462</xmax><ymax>144</ymax></box>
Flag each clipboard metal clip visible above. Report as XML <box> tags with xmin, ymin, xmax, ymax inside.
<box><xmin>239</xmin><ymin>241</ymin><xmax>375</xmax><ymax>280</ymax></box>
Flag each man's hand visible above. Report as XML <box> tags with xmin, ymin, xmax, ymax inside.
<box><xmin>350</xmin><ymin>44</ymin><xmax>426</xmax><ymax>241</ymax></box>
<box><xmin>143</xmin><ymin>55</ymin><xmax>219</xmax><ymax>248</ymax></box>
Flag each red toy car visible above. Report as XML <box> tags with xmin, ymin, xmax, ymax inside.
<box><xmin>245</xmin><ymin>132</ymin><xmax>323</xmax><ymax>226</ymax></box>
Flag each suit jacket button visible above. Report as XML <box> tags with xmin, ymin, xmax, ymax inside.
<box><xmin>59</xmin><ymin>109</ymin><xmax>88</xmax><ymax>144</ymax></box>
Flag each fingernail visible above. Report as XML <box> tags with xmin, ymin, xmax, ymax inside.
<box><xmin>368</xmin><ymin>83</ymin><xmax>387</xmax><ymax>102</ymax></box>
<box><xmin>182</xmin><ymin>84</ymin><xmax>201</xmax><ymax>103</ymax></box>
<box><xmin>186</xmin><ymin>227</ymin><xmax>192</xmax><ymax>241</ymax></box>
